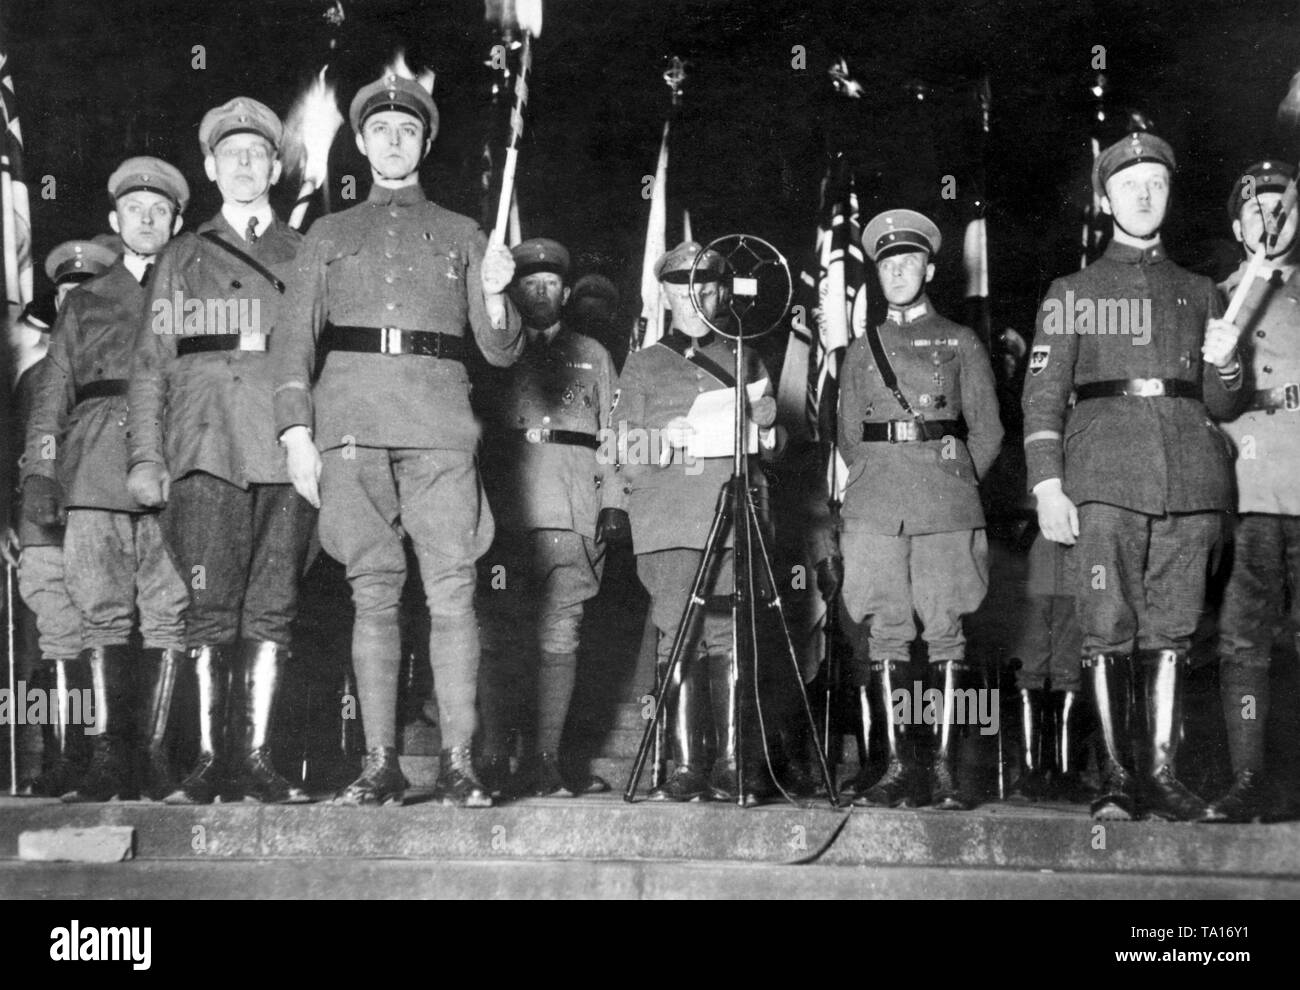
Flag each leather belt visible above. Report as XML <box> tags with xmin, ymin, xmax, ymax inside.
<box><xmin>1247</xmin><ymin>383</ymin><xmax>1300</xmax><ymax>413</ymax></box>
<box><xmin>511</xmin><ymin>428</ymin><xmax>600</xmax><ymax>450</ymax></box>
<box><xmin>861</xmin><ymin>419</ymin><xmax>961</xmax><ymax>443</ymax></box>
<box><xmin>177</xmin><ymin>334</ymin><xmax>266</xmax><ymax>356</ymax></box>
<box><xmin>74</xmin><ymin>379</ymin><xmax>127</xmax><ymax>405</ymax></box>
<box><xmin>1075</xmin><ymin>378</ymin><xmax>1201</xmax><ymax>401</ymax></box>
<box><xmin>322</xmin><ymin>323</ymin><xmax>465</xmax><ymax>361</ymax></box>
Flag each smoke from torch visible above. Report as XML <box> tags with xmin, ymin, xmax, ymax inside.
<box><xmin>283</xmin><ymin>66</ymin><xmax>343</xmax><ymax>230</ymax></box>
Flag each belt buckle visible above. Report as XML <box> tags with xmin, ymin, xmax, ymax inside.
<box><xmin>1136</xmin><ymin>378</ymin><xmax>1165</xmax><ymax>397</ymax></box>
<box><xmin>239</xmin><ymin>331</ymin><xmax>267</xmax><ymax>352</ymax></box>
<box><xmin>381</xmin><ymin>327</ymin><xmax>403</xmax><ymax>356</ymax></box>
<box><xmin>524</xmin><ymin>427</ymin><xmax>544</xmax><ymax>443</ymax></box>
<box><xmin>1285</xmin><ymin>383</ymin><xmax>1300</xmax><ymax>412</ymax></box>
<box><xmin>886</xmin><ymin>421</ymin><xmax>902</xmax><ymax>443</ymax></box>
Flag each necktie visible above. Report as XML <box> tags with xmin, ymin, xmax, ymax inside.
<box><xmin>246</xmin><ymin>217</ymin><xmax>260</xmax><ymax>245</ymax></box>
<box><xmin>140</xmin><ymin>262</ymin><xmax>154</xmax><ymax>287</ymax></box>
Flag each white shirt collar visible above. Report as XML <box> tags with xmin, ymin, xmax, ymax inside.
<box><xmin>221</xmin><ymin>203</ymin><xmax>274</xmax><ymax>241</ymax></box>
<box><xmin>121</xmin><ymin>253</ymin><xmax>151</xmax><ymax>281</ymax></box>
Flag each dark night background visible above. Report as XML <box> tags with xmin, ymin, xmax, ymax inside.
<box><xmin>6</xmin><ymin>0</ymin><xmax>1300</xmax><ymax>364</ymax></box>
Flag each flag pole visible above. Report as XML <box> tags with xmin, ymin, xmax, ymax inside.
<box><xmin>631</xmin><ymin>57</ymin><xmax>686</xmax><ymax>353</ymax></box>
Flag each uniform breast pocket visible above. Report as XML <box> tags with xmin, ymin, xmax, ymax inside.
<box><xmin>424</xmin><ymin>247</ymin><xmax>466</xmax><ymax>284</ymax></box>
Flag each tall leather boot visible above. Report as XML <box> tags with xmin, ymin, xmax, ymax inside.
<box><xmin>1140</xmin><ymin>649</ymin><xmax>1207</xmax><ymax>821</ymax></box>
<box><xmin>1203</xmin><ymin>656</ymin><xmax>1269</xmax><ymax>823</ymax></box>
<box><xmin>929</xmin><ymin>660</ymin><xmax>972</xmax><ymax>811</ymax></box>
<box><xmin>840</xmin><ymin>683</ymin><xmax>875</xmax><ymax>798</ymax></box>
<box><xmin>857</xmin><ymin>660</ymin><xmax>916</xmax><ymax>807</ymax></box>
<box><xmin>1011</xmin><ymin>688</ymin><xmax>1049</xmax><ymax>800</ymax></box>
<box><xmin>1051</xmin><ymin>690</ymin><xmax>1089</xmax><ymax>802</ymax></box>
<box><xmin>23</xmin><ymin>660</ymin><xmax>90</xmax><ymax>797</ymax></box>
<box><xmin>136</xmin><ymin>648</ymin><xmax>182</xmax><ymax>801</ymax></box>
<box><xmin>164</xmin><ymin>645</ymin><xmax>230</xmax><ymax>805</ymax></box>
<box><xmin>228</xmin><ymin>641</ymin><xmax>310</xmax><ymax>803</ymax></box>
<box><xmin>1084</xmin><ymin>652</ymin><xmax>1139</xmax><ymax>820</ymax></box>
<box><xmin>649</xmin><ymin>658</ymin><xmax>709</xmax><ymax>801</ymax></box>
<box><xmin>706</xmin><ymin>652</ymin><xmax>760</xmax><ymax>805</ymax></box>
<box><xmin>61</xmin><ymin>645</ymin><xmax>135</xmax><ymax>802</ymax></box>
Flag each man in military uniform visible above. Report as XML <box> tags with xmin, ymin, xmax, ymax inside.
<box><xmin>614</xmin><ymin>240</ymin><xmax>778</xmax><ymax>804</ymax></box>
<box><xmin>126</xmin><ymin>98</ymin><xmax>314</xmax><ymax>805</ymax></box>
<box><xmin>836</xmin><ymin>210</ymin><xmax>1003</xmax><ymax>811</ymax></box>
<box><xmin>1204</xmin><ymin>161</ymin><xmax>1300</xmax><ymax>822</ymax></box>
<box><xmin>14</xmin><ymin>240</ymin><xmax>118</xmax><ymax>796</ymax></box>
<box><xmin>21</xmin><ymin>159</ymin><xmax>191</xmax><ymax>802</ymax></box>
<box><xmin>1023</xmin><ymin>133</ymin><xmax>1242</xmax><ymax>821</ymax></box>
<box><xmin>476</xmin><ymin>237</ymin><xmax>629</xmax><ymax>796</ymax></box>
<box><xmin>272</xmin><ymin>72</ymin><xmax>521</xmax><ymax>807</ymax></box>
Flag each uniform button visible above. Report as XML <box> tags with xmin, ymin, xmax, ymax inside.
<box><xmin>387</xmin><ymin>229</ymin><xmax>397</xmax><ymax>237</ymax></box>
<box><xmin>385</xmin><ymin>251</ymin><xmax>394</xmax><ymax>259</ymax></box>
<box><xmin>1257</xmin><ymin>330</ymin><xmax>1266</xmax><ymax>338</ymax></box>
<box><xmin>385</xmin><ymin>302</ymin><xmax>396</xmax><ymax>311</ymax></box>
<box><xmin>1263</xmin><ymin>365</ymin><xmax>1273</xmax><ymax>373</ymax></box>
<box><xmin>542</xmin><ymin>415</ymin><xmax>551</xmax><ymax>424</ymax></box>
<box><xmin>384</xmin><ymin>276</ymin><xmax>394</xmax><ymax>284</ymax></box>
<box><xmin>390</xmin><ymin>210</ymin><xmax>399</xmax><ymax>218</ymax></box>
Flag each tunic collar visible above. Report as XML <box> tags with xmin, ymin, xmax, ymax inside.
<box><xmin>886</xmin><ymin>297</ymin><xmax>930</xmax><ymax>326</ymax></box>
<box><xmin>1103</xmin><ymin>239</ymin><xmax>1167</xmax><ymax>266</ymax></box>
<box><xmin>366</xmin><ymin>182</ymin><xmax>427</xmax><ymax>207</ymax></box>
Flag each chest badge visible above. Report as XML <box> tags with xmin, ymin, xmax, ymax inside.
<box><xmin>919</xmin><ymin>393</ymin><xmax>932</xmax><ymax>406</ymax></box>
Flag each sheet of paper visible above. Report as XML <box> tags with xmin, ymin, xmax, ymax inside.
<box><xmin>681</xmin><ymin>378</ymin><xmax>769</xmax><ymax>460</ymax></box>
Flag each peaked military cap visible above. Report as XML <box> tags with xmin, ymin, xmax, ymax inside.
<box><xmin>44</xmin><ymin>239</ymin><xmax>119</xmax><ymax>285</ymax></box>
<box><xmin>1227</xmin><ymin>159</ymin><xmax>1297</xmax><ymax>222</ymax></box>
<box><xmin>655</xmin><ymin>240</ymin><xmax>727</xmax><ymax>283</ymax></box>
<box><xmin>349</xmin><ymin>72</ymin><xmax>438</xmax><ymax>137</ymax></box>
<box><xmin>512</xmin><ymin>237</ymin><xmax>571</xmax><ymax>280</ymax></box>
<box><xmin>862</xmin><ymin>209</ymin><xmax>941</xmax><ymax>262</ymax></box>
<box><xmin>571</xmin><ymin>273</ymin><xmax>620</xmax><ymax>306</ymax></box>
<box><xmin>198</xmin><ymin>96</ymin><xmax>283</xmax><ymax>152</ymax></box>
<box><xmin>1093</xmin><ymin>131</ymin><xmax>1176</xmax><ymax>199</ymax></box>
<box><xmin>107</xmin><ymin>156</ymin><xmax>190</xmax><ymax>212</ymax></box>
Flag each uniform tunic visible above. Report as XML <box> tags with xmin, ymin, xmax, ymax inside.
<box><xmin>1022</xmin><ymin>240</ymin><xmax>1239</xmax><ymax>655</ymax></box>
<box><xmin>21</xmin><ymin>260</ymin><xmax>187</xmax><ymax>651</ymax></box>
<box><xmin>614</xmin><ymin>330</ymin><xmax>770</xmax><ymax>661</ymax></box>
<box><xmin>478</xmin><ymin>324</ymin><xmax>626</xmax><ymax>654</ymax></box>
<box><xmin>1216</xmin><ymin>262</ymin><xmax>1300</xmax><ymax>667</ymax></box>
<box><xmin>129</xmin><ymin>212</ymin><xmax>314</xmax><ymax>647</ymax></box>
<box><xmin>269</xmin><ymin>180</ymin><xmax>522</xmax><ymax>750</ymax></box>
<box><xmin>836</xmin><ymin>298</ymin><xmax>1003</xmax><ymax>665</ymax></box>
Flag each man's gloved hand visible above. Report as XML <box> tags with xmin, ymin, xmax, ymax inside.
<box><xmin>595</xmin><ymin>507</ymin><xmax>632</xmax><ymax>548</ymax></box>
<box><xmin>22</xmin><ymin>475</ymin><xmax>65</xmax><ymax>528</ymax></box>
<box><xmin>127</xmin><ymin>462</ymin><xmax>171</xmax><ymax>508</ymax></box>
<box><xmin>815</xmin><ymin>555</ymin><xmax>844</xmax><ymax>601</ymax></box>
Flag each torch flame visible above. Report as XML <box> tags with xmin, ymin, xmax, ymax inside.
<box><xmin>386</xmin><ymin>49</ymin><xmax>436</xmax><ymax>96</ymax></box>
<box><xmin>283</xmin><ymin>66</ymin><xmax>343</xmax><ymax>189</ymax></box>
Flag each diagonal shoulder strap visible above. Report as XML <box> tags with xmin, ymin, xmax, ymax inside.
<box><xmin>199</xmin><ymin>230</ymin><xmax>286</xmax><ymax>294</ymax></box>
<box><xmin>865</xmin><ymin>320</ymin><xmax>933</xmax><ymax>439</ymax></box>
<box><xmin>658</xmin><ymin>332</ymin><xmax>736</xmax><ymax>388</ymax></box>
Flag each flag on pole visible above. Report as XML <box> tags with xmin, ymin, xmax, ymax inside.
<box><xmin>633</xmin><ymin>118</ymin><xmax>670</xmax><ymax>351</ymax></box>
<box><xmin>808</xmin><ymin>182</ymin><xmax>864</xmax><ymax>448</ymax></box>
<box><xmin>0</xmin><ymin>50</ymin><xmax>32</xmax><ymax>309</ymax></box>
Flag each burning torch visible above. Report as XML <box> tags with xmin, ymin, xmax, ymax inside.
<box><xmin>283</xmin><ymin>66</ymin><xmax>343</xmax><ymax>231</ymax></box>
<box><xmin>489</xmin><ymin>0</ymin><xmax>542</xmax><ymax>246</ymax></box>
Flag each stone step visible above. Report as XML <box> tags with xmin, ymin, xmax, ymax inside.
<box><xmin>2</xmin><ymin>796</ymin><xmax>1297</xmax><ymax>881</ymax></box>
<box><xmin>3</xmin><ymin>857</ymin><xmax>1293</xmax><ymax>900</ymax></box>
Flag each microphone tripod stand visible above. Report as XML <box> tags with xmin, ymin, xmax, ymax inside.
<box><xmin>623</xmin><ymin>234</ymin><xmax>839</xmax><ymax>807</ymax></box>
